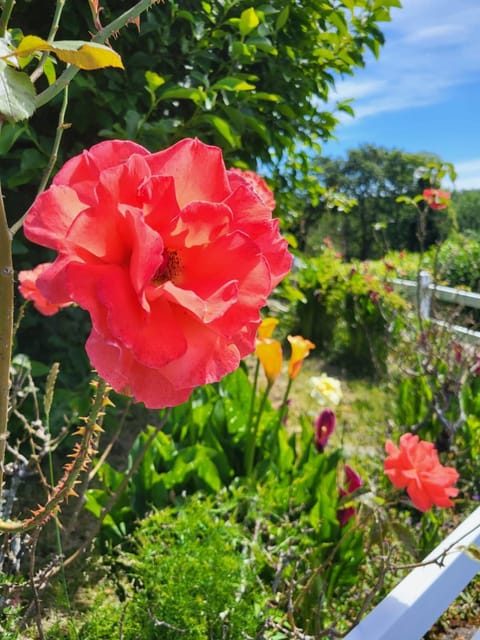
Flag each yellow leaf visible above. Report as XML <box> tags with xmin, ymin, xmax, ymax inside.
<box><xmin>12</xmin><ymin>35</ymin><xmax>124</xmax><ymax>71</ymax></box>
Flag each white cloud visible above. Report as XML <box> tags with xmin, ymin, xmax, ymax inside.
<box><xmin>324</xmin><ymin>0</ymin><xmax>480</xmax><ymax>191</ymax></box>
<box><xmin>330</xmin><ymin>0</ymin><xmax>480</xmax><ymax>121</ymax></box>
<box><xmin>449</xmin><ymin>159</ymin><xmax>480</xmax><ymax>191</ymax></box>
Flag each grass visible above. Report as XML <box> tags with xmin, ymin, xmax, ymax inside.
<box><xmin>257</xmin><ymin>353</ymin><xmax>395</xmax><ymax>469</ymax></box>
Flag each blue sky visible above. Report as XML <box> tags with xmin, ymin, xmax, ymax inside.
<box><xmin>323</xmin><ymin>0</ymin><xmax>480</xmax><ymax>191</ymax></box>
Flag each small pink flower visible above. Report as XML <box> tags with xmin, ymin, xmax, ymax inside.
<box><xmin>18</xmin><ymin>264</ymin><xmax>71</xmax><ymax>316</ymax></box>
<box><xmin>423</xmin><ymin>188</ymin><xmax>450</xmax><ymax>210</ymax></box>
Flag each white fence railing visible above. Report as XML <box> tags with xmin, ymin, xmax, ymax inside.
<box><xmin>393</xmin><ymin>271</ymin><xmax>480</xmax><ymax>344</ymax></box>
<box><xmin>344</xmin><ymin>273</ymin><xmax>480</xmax><ymax>639</ymax></box>
<box><xmin>344</xmin><ymin>506</ymin><xmax>480</xmax><ymax>640</ymax></box>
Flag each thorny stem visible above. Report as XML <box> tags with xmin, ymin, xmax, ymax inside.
<box><xmin>10</xmin><ymin>85</ymin><xmax>70</xmax><ymax>236</ymax></box>
<box><xmin>0</xmin><ymin>378</ymin><xmax>109</xmax><ymax>533</ymax></box>
<box><xmin>65</xmin><ymin>397</ymin><xmax>133</xmax><ymax>535</ymax></box>
<box><xmin>0</xmin><ymin>173</ymin><xmax>13</xmax><ymax>511</ymax></box>
<box><xmin>35</xmin><ymin>0</ymin><xmax>163</xmax><ymax>109</ymax></box>
<box><xmin>40</xmin><ymin>413</ymin><xmax>170</xmax><ymax>582</ymax></box>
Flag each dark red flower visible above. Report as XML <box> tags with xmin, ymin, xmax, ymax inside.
<box><xmin>314</xmin><ymin>408</ymin><xmax>336</xmax><ymax>452</ymax></box>
<box><xmin>22</xmin><ymin>138</ymin><xmax>292</xmax><ymax>408</ymax></box>
<box><xmin>337</xmin><ymin>465</ymin><xmax>363</xmax><ymax>526</ymax></box>
<box><xmin>384</xmin><ymin>433</ymin><xmax>459</xmax><ymax>511</ymax></box>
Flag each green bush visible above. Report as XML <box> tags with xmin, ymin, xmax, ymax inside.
<box><xmin>291</xmin><ymin>249</ymin><xmax>407</xmax><ymax>376</ymax></box>
<box><xmin>428</xmin><ymin>233</ymin><xmax>480</xmax><ymax>291</ymax></box>
<box><xmin>78</xmin><ymin>496</ymin><xmax>266</xmax><ymax>640</ymax></box>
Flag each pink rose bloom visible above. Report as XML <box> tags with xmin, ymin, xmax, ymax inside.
<box><xmin>18</xmin><ymin>263</ymin><xmax>71</xmax><ymax>316</ymax></box>
<box><xmin>384</xmin><ymin>433</ymin><xmax>459</xmax><ymax>512</ymax></box>
<box><xmin>423</xmin><ymin>188</ymin><xmax>450</xmax><ymax>210</ymax></box>
<box><xmin>229</xmin><ymin>168</ymin><xmax>276</xmax><ymax>211</ymax></box>
<box><xmin>23</xmin><ymin>138</ymin><xmax>292</xmax><ymax>408</ymax></box>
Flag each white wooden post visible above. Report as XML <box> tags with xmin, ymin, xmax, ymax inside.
<box><xmin>418</xmin><ymin>270</ymin><xmax>432</xmax><ymax>320</ymax></box>
<box><xmin>344</xmin><ymin>506</ymin><xmax>480</xmax><ymax>640</ymax></box>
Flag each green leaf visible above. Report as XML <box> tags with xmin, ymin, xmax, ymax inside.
<box><xmin>198</xmin><ymin>114</ymin><xmax>240</xmax><ymax>148</ymax></box>
<box><xmin>0</xmin><ymin>121</ymin><xmax>26</xmax><ymax>154</ymax></box>
<box><xmin>211</xmin><ymin>76</ymin><xmax>255</xmax><ymax>91</ymax></box>
<box><xmin>0</xmin><ymin>63</ymin><xmax>36</xmax><ymax>122</ymax></box>
<box><xmin>390</xmin><ymin>521</ymin><xmax>419</xmax><ymax>559</ymax></box>
<box><xmin>157</xmin><ymin>85</ymin><xmax>205</xmax><ymax>105</ymax></box>
<box><xmin>145</xmin><ymin>70</ymin><xmax>166</xmax><ymax>91</ymax></box>
<box><xmin>463</xmin><ymin>544</ymin><xmax>480</xmax><ymax>563</ymax></box>
<box><xmin>275</xmin><ymin>6</ymin><xmax>290</xmax><ymax>31</ymax></box>
<box><xmin>250</xmin><ymin>91</ymin><xmax>282</xmax><ymax>102</ymax></box>
<box><xmin>11</xmin><ymin>35</ymin><xmax>124</xmax><ymax>70</ymax></box>
<box><xmin>43</xmin><ymin>56</ymin><xmax>56</xmax><ymax>85</ymax></box>
<box><xmin>239</xmin><ymin>8</ymin><xmax>260</xmax><ymax>37</ymax></box>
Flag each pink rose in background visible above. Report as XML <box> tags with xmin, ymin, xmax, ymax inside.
<box><xmin>384</xmin><ymin>433</ymin><xmax>459</xmax><ymax>512</ymax></box>
<box><xmin>423</xmin><ymin>188</ymin><xmax>450</xmax><ymax>210</ymax></box>
<box><xmin>229</xmin><ymin>168</ymin><xmax>276</xmax><ymax>211</ymax></box>
<box><xmin>22</xmin><ymin>138</ymin><xmax>292</xmax><ymax>408</ymax></box>
<box><xmin>18</xmin><ymin>264</ymin><xmax>72</xmax><ymax>316</ymax></box>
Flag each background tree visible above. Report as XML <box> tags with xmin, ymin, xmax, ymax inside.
<box><xmin>3</xmin><ymin>0</ymin><xmax>401</xmax><ymax>226</ymax></box>
<box><xmin>452</xmin><ymin>189</ymin><xmax>480</xmax><ymax>236</ymax></box>
<box><xmin>301</xmin><ymin>144</ymin><xmax>454</xmax><ymax>259</ymax></box>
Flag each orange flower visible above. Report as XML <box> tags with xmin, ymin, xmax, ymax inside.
<box><xmin>423</xmin><ymin>188</ymin><xmax>451</xmax><ymax>210</ymax></box>
<box><xmin>287</xmin><ymin>335</ymin><xmax>315</xmax><ymax>379</ymax></box>
<box><xmin>255</xmin><ymin>338</ymin><xmax>283</xmax><ymax>385</ymax></box>
<box><xmin>257</xmin><ymin>317</ymin><xmax>279</xmax><ymax>340</ymax></box>
<box><xmin>384</xmin><ymin>433</ymin><xmax>459</xmax><ymax>512</ymax></box>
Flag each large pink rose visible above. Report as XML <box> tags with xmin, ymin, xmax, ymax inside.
<box><xmin>23</xmin><ymin>138</ymin><xmax>292</xmax><ymax>408</ymax></box>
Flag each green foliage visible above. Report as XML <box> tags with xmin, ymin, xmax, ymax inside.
<box><xmin>303</xmin><ymin>145</ymin><xmax>454</xmax><ymax>259</ymax></box>
<box><xmin>452</xmin><ymin>189</ymin><xmax>480</xmax><ymax>234</ymax></box>
<box><xmin>79</xmin><ymin>496</ymin><xmax>266</xmax><ymax>640</ymax></box>
<box><xmin>290</xmin><ymin>248</ymin><xmax>407</xmax><ymax>376</ymax></box>
<box><xmin>0</xmin><ymin>575</ymin><xmax>23</xmax><ymax>640</ymax></box>
<box><xmin>3</xmin><ymin>1</ymin><xmax>400</xmax><ymax>224</ymax></box>
<box><xmin>427</xmin><ymin>233</ymin><xmax>480</xmax><ymax>291</ymax></box>
<box><xmin>454</xmin><ymin>375</ymin><xmax>480</xmax><ymax>499</ymax></box>
<box><xmin>55</xmin><ymin>474</ymin><xmax>367</xmax><ymax>639</ymax></box>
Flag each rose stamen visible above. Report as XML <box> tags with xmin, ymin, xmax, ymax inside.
<box><xmin>151</xmin><ymin>249</ymin><xmax>181</xmax><ymax>285</ymax></box>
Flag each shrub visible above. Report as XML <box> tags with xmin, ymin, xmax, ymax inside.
<box><xmin>78</xmin><ymin>496</ymin><xmax>266</xmax><ymax>640</ymax></box>
<box><xmin>291</xmin><ymin>249</ymin><xmax>407</xmax><ymax>376</ymax></box>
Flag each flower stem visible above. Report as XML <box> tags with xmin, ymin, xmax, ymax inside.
<box><xmin>0</xmin><ymin>174</ymin><xmax>13</xmax><ymax>510</ymax></box>
<box><xmin>10</xmin><ymin>85</ymin><xmax>70</xmax><ymax>237</ymax></box>
<box><xmin>0</xmin><ymin>378</ymin><xmax>109</xmax><ymax>533</ymax></box>
<box><xmin>245</xmin><ymin>380</ymin><xmax>272</xmax><ymax>478</ymax></box>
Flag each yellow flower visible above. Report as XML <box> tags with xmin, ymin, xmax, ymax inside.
<box><xmin>255</xmin><ymin>339</ymin><xmax>283</xmax><ymax>385</ymax></box>
<box><xmin>257</xmin><ymin>317</ymin><xmax>279</xmax><ymax>340</ymax></box>
<box><xmin>287</xmin><ymin>335</ymin><xmax>315</xmax><ymax>379</ymax></box>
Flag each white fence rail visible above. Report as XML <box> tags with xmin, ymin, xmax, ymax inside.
<box><xmin>393</xmin><ymin>271</ymin><xmax>480</xmax><ymax>344</ymax></box>
<box><xmin>344</xmin><ymin>506</ymin><xmax>480</xmax><ymax>640</ymax></box>
<box><xmin>344</xmin><ymin>273</ymin><xmax>480</xmax><ymax>639</ymax></box>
